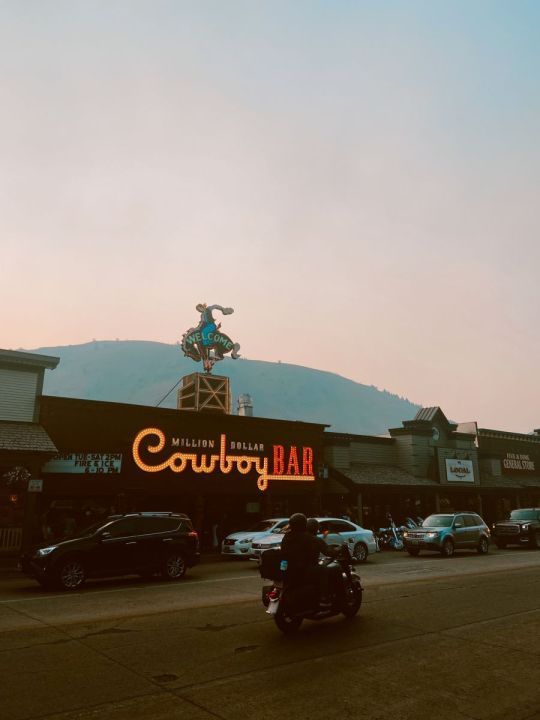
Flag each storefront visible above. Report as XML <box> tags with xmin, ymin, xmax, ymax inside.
<box><xmin>0</xmin><ymin>350</ymin><xmax>59</xmax><ymax>552</ymax></box>
<box><xmin>324</xmin><ymin>407</ymin><xmax>484</xmax><ymax>528</ymax></box>
<box><xmin>38</xmin><ymin>395</ymin><xmax>325</xmax><ymax>549</ymax></box>
<box><xmin>476</xmin><ymin>427</ymin><xmax>540</xmax><ymax>522</ymax></box>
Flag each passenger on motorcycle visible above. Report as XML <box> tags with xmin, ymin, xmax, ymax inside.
<box><xmin>306</xmin><ymin>518</ymin><xmax>344</xmax><ymax>605</ymax></box>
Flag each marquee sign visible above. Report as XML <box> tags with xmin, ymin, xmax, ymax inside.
<box><xmin>445</xmin><ymin>458</ymin><xmax>475</xmax><ymax>483</ymax></box>
<box><xmin>43</xmin><ymin>453</ymin><xmax>123</xmax><ymax>474</ymax></box>
<box><xmin>132</xmin><ymin>427</ymin><xmax>315</xmax><ymax>492</ymax></box>
<box><xmin>181</xmin><ymin>303</ymin><xmax>241</xmax><ymax>373</ymax></box>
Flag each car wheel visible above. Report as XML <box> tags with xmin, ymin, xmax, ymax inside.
<box><xmin>441</xmin><ymin>539</ymin><xmax>454</xmax><ymax>558</ymax></box>
<box><xmin>57</xmin><ymin>558</ymin><xmax>86</xmax><ymax>590</ymax></box>
<box><xmin>407</xmin><ymin>548</ymin><xmax>420</xmax><ymax>557</ymax></box>
<box><xmin>352</xmin><ymin>542</ymin><xmax>368</xmax><ymax>563</ymax></box>
<box><xmin>477</xmin><ymin>536</ymin><xmax>489</xmax><ymax>554</ymax></box>
<box><xmin>162</xmin><ymin>552</ymin><xmax>186</xmax><ymax>580</ymax></box>
<box><xmin>495</xmin><ymin>540</ymin><xmax>507</xmax><ymax>550</ymax></box>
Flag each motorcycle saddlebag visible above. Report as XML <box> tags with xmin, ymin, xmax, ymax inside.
<box><xmin>259</xmin><ymin>549</ymin><xmax>284</xmax><ymax>581</ymax></box>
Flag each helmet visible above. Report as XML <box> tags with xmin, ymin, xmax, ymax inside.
<box><xmin>288</xmin><ymin>512</ymin><xmax>307</xmax><ymax>532</ymax></box>
<box><xmin>306</xmin><ymin>518</ymin><xmax>319</xmax><ymax>535</ymax></box>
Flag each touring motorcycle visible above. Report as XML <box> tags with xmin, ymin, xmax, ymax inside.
<box><xmin>260</xmin><ymin>544</ymin><xmax>363</xmax><ymax>634</ymax></box>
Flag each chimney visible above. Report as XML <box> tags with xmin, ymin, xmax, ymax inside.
<box><xmin>237</xmin><ymin>394</ymin><xmax>253</xmax><ymax>417</ymax></box>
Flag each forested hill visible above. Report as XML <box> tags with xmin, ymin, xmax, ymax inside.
<box><xmin>33</xmin><ymin>340</ymin><xmax>420</xmax><ymax>435</ymax></box>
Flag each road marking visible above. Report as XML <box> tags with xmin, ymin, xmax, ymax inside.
<box><xmin>0</xmin><ymin>575</ymin><xmax>259</xmax><ymax>604</ymax></box>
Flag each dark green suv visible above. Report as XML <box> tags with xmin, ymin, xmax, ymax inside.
<box><xmin>403</xmin><ymin>512</ymin><xmax>490</xmax><ymax>557</ymax></box>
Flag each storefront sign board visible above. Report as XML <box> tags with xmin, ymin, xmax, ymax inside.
<box><xmin>43</xmin><ymin>453</ymin><xmax>122</xmax><ymax>474</ymax></box>
<box><xmin>445</xmin><ymin>458</ymin><xmax>475</xmax><ymax>483</ymax></box>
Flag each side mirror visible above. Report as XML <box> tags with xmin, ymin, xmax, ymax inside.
<box><xmin>454</xmin><ymin>521</ymin><xmax>464</xmax><ymax>529</ymax></box>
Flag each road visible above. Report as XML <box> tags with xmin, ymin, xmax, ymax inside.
<box><xmin>1</xmin><ymin>548</ymin><xmax>539</xmax><ymax>720</ymax></box>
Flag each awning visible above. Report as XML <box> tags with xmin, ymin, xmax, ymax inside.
<box><xmin>0</xmin><ymin>421</ymin><xmax>58</xmax><ymax>454</ymax></box>
<box><xmin>330</xmin><ymin>464</ymin><xmax>439</xmax><ymax>488</ymax></box>
<box><xmin>480</xmin><ymin>473</ymin><xmax>540</xmax><ymax>490</ymax></box>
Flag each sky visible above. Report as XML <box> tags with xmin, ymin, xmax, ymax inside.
<box><xmin>1</xmin><ymin>1</ymin><xmax>539</xmax><ymax>433</ymax></box>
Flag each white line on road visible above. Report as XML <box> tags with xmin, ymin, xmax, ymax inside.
<box><xmin>0</xmin><ymin>575</ymin><xmax>258</xmax><ymax>604</ymax></box>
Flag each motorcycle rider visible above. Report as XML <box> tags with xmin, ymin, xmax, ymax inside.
<box><xmin>306</xmin><ymin>518</ymin><xmax>344</xmax><ymax>606</ymax></box>
<box><xmin>280</xmin><ymin>513</ymin><xmax>314</xmax><ymax>587</ymax></box>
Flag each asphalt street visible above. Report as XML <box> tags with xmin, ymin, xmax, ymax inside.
<box><xmin>1</xmin><ymin>548</ymin><xmax>539</xmax><ymax>720</ymax></box>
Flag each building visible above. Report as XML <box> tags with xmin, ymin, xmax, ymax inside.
<box><xmin>1</xmin><ymin>349</ymin><xmax>539</xmax><ymax>553</ymax></box>
<box><xmin>36</xmin><ymin>394</ymin><xmax>325</xmax><ymax>549</ymax></box>
<box><xmin>0</xmin><ymin>349</ymin><xmax>59</xmax><ymax>552</ymax></box>
<box><xmin>324</xmin><ymin>407</ymin><xmax>540</xmax><ymax>528</ymax></box>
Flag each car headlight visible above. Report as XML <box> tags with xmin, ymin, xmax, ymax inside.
<box><xmin>425</xmin><ymin>532</ymin><xmax>438</xmax><ymax>539</ymax></box>
<box><xmin>521</xmin><ymin>523</ymin><xmax>531</xmax><ymax>530</ymax></box>
<box><xmin>36</xmin><ymin>546</ymin><xmax>57</xmax><ymax>557</ymax></box>
<box><xmin>403</xmin><ymin>531</ymin><xmax>408</xmax><ymax>537</ymax></box>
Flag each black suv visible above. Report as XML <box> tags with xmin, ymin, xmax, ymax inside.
<box><xmin>492</xmin><ymin>508</ymin><xmax>540</xmax><ymax>549</ymax></box>
<box><xmin>20</xmin><ymin>512</ymin><xmax>200</xmax><ymax>590</ymax></box>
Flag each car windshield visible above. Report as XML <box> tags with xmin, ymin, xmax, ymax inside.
<box><xmin>247</xmin><ymin>520</ymin><xmax>276</xmax><ymax>532</ymax></box>
<box><xmin>508</xmin><ymin>509</ymin><xmax>537</xmax><ymax>521</ymax></box>
<box><xmin>422</xmin><ymin>515</ymin><xmax>454</xmax><ymax>528</ymax></box>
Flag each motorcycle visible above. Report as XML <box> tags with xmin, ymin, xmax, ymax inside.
<box><xmin>260</xmin><ymin>544</ymin><xmax>363</xmax><ymax>634</ymax></box>
<box><xmin>375</xmin><ymin>515</ymin><xmax>404</xmax><ymax>551</ymax></box>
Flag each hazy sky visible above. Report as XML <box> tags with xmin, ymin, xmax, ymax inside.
<box><xmin>1</xmin><ymin>1</ymin><xmax>539</xmax><ymax>433</ymax></box>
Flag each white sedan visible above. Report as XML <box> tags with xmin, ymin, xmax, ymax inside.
<box><xmin>250</xmin><ymin>517</ymin><xmax>377</xmax><ymax>563</ymax></box>
<box><xmin>221</xmin><ymin>518</ymin><xmax>289</xmax><ymax>558</ymax></box>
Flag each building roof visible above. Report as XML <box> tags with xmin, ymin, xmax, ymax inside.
<box><xmin>333</xmin><ymin>464</ymin><xmax>439</xmax><ymax>487</ymax></box>
<box><xmin>0</xmin><ymin>349</ymin><xmax>59</xmax><ymax>371</ymax></box>
<box><xmin>0</xmin><ymin>421</ymin><xmax>58</xmax><ymax>454</ymax></box>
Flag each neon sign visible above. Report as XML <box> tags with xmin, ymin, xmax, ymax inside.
<box><xmin>132</xmin><ymin>428</ymin><xmax>315</xmax><ymax>492</ymax></box>
<box><xmin>181</xmin><ymin>303</ymin><xmax>241</xmax><ymax>373</ymax></box>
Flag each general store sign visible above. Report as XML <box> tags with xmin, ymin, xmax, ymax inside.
<box><xmin>445</xmin><ymin>458</ymin><xmax>475</xmax><ymax>483</ymax></box>
<box><xmin>502</xmin><ymin>452</ymin><xmax>536</xmax><ymax>472</ymax></box>
<box><xmin>43</xmin><ymin>453</ymin><xmax>123</xmax><ymax>474</ymax></box>
<box><xmin>132</xmin><ymin>427</ymin><xmax>315</xmax><ymax>492</ymax></box>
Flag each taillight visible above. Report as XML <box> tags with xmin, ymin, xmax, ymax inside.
<box><xmin>188</xmin><ymin>531</ymin><xmax>198</xmax><ymax>538</ymax></box>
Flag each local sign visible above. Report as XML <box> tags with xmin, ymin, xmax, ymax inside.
<box><xmin>181</xmin><ymin>303</ymin><xmax>241</xmax><ymax>373</ymax></box>
<box><xmin>132</xmin><ymin>427</ymin><xmax>315</xmax><ymax>492</ymax></box>
<box><xmin>445</xmin><ymin>458</ymin><xmax>475</xmax><ymax>483</ymax></box>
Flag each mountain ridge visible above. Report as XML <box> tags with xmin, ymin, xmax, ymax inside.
<box><xmin>30</xmin><ymin>340</ymin><xmax>421</xmax><ymax>435</ymax></box>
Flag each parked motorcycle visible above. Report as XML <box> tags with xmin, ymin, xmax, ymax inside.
<box><xmin>260</xmin><ymin>544</ymin><xmax>363</xmax><ymax>634</ymax></box>
<box><xmin>375</xmin><ymin>514</ymin><xmax>404</xmax><ymax>551</ymax></box>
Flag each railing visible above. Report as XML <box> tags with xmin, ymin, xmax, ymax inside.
<box><xmin>0</xmin><ymin>527</ymin><xmax>22</xmax><ymax>554</ymax></box>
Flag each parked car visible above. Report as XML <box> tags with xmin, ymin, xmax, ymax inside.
<box><xmin>403</xmin><ymin>512</ymin><xmax>490</xmax><ymax>557</ymax></box>
<box><xmin>251</xmin><ymin>517</ymin><xmax>378</xmax><ymax>563</ymax></box>
<box><xmin>221</xmin><ymin>518</ymin><xmax>289</xmax><ymax>558</ymax></box>
<box><xmin>491</xmin><ymin>508</ymin><xmax>540</xmax><ymax>549</ymax></box>
<box><xmin>20</xmin><ymin>512</ymin><xmax>200</xmax><ymax>590</ymax></box>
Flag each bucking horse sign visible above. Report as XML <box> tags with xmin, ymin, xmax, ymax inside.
<box><xmin>181</xmin><ymin>303</ymin><xmax>241</xmax><ymax>373</ymax></box>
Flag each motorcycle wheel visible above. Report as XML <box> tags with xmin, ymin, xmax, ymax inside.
<box><xmin>342</xmin><ymin>584</ymin><xmax>362</xmax><ymax>618</ymax></box>
<box><xmin>274</xmin><ymin>605</ymin><xmax>303</xmax><ymax>634</ymax></box>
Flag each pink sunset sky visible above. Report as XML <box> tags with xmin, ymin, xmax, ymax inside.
<box><xmin>1</xmin><ymin>2</ymin><xmax>539</xmax><ymax>433</ymax></box>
